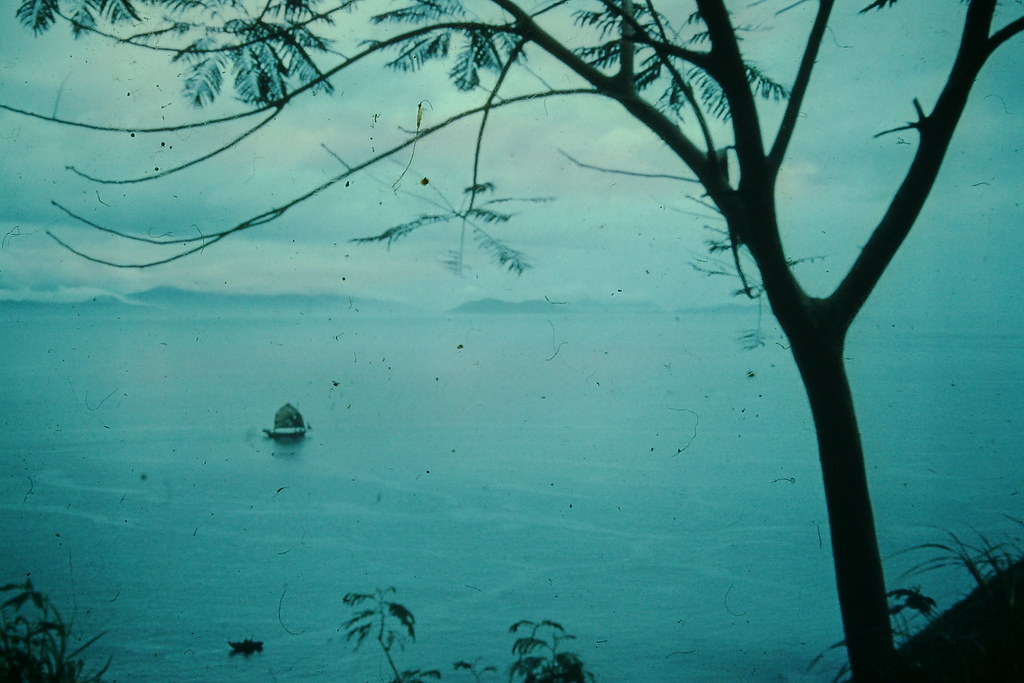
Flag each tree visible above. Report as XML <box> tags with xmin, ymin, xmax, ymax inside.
<box><xmin>6</xmin><ymin>0</ymin><xmax>1023</xmax><ymax>678</ymax></box>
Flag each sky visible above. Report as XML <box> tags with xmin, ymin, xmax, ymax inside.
<box><xmin>0</xmin><ymin>0</ymin><xmax>1022</xmax><ymax>315</ymax></box>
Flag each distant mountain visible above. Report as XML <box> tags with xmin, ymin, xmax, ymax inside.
<box><xmin>127</xmin><ymin>286</ymin><xmax>410</xmax><ymax>314</ymax></box>
<box><xmin>449</xmin><ymin>297</ymin><xmax>663</xmax><ymax>314</ymax></box>
<box><xmin>0</xmin><ymin>286</ymin><xmax>421</xmax><ymax>317</ymax></box>
<box><xmin>0</xmin><ymin>294</ymin><xmax>132</xmax><ymax>314</ymax></box>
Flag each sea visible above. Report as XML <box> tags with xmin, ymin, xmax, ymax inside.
<box><xmin>2</xmin><ymin>291</ymin><xmax>1021</xmax><ymax>682</ymax></box>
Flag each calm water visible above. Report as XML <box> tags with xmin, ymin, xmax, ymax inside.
<box><xmin>2</xmin><ymin>298</ymin><xmax>1021</xmax><ymax>681</ymax></box>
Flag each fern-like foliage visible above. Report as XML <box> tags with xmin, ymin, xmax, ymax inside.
<box><xmin>449</xmin><ymin>28</ymin><xmax>519</xmax><ymax>91</ymax></box>
<box><xmin>18</xmin><ymin>0</ymin><xmax>337</xmax><ymax>107</ymax></box>
<box><xmin>746</xmin><ymin>63</ymin><xmax>789</xmax><ymax>103</ymax></box>
<box><xmin>383</xmin><ymin>32</ymin><xmax>453</xmax><ymax>72</ymax></box>
<box><xmin>354</xmin><ymin>183</ymin><xmax>539</xmax><ymax>275</ymax></box>
<box><xmin>859</xmin><ymin>0</ymin><xmax>899</xmax><ymax>11</ymax></box>
<box><xmin>473</xmin><ymin>227</ymin><xmax>528</xmax><ymax>275</ymax></box>
<box><xmin>453</xmin><ymin>658</ymin><xmax>499</xmax><ymax>681</ymax></box>
<box><xmin>376</xmin><ymin>24</ymin><xmax>522</xmax><ymax>93</ymax></box>
<box><xmin>351</xmin><ymin>213</ymin><xmax>454</xmax><ymax>248</ymax></box>
<box><xmin>67</xmin><ymin>0</ymin><xmax>100</xmax><ymax>37</ymax></box>
<box><xmin>574</xmin><ymin>40</ymin><xmax>621</xmax><ymax>72</ymax></box>
<box><xmin>17</xmin><ymin>0</ymin><xmax>71</xmax><ymax>34</ymax></box>
<box><xmin>371</xmin><ymin>0</ymin><xmax>466</xmax><ymax>25</ymax></box>
<box><xmin>17</xmin><ymin>0</ymin><xmax>141</xmax><ymax>36</ymax></box>
<box><xmin>369</xmin><ymin>0</ymin><xmax>523</xmax><ymax>92</ymax></box>
<box><xmin>570</xmin><ymin>1</ymin><xmax>789</xmax><ymax>124</ymax></box>
<box><xmin>183</xmin><ymin>51</ymin><xmax>229</xmax><ymax>107</ymax></box>
<box><xmin>203</xmin><ymin>15</ymin><xmax>334</xmax><ymax>105</ymax></box>
<box><xmin>675</xmin><ymin>62</ymin><xmax>788</xmax><ymax>122</ymax></box>
<box><xmin>342</xmin><ymin>587</ymin><xmax>417</xmax><ymax>648</ymax></box>
<box><xmin>341</xmin><ymin>589</ymin><xmax>442</xmax><ymax>683</ymax></box>
<box><xmin>102</xmin><ymin>0</ymin><xmax>140</xmax><ymax>23</ymax></box>
<box><xmin>508</xmin><ymin>619</ymin><xmax>595</xmax><ymax>683</ymax></box>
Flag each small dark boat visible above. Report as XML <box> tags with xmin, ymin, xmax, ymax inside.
<box><xmin>228</xmin><ymin>639</ymin><xmax>263</xmax><ymax>655</ymax></box>
<box><xmin>263</xmin><ymin>403</ymin><xmax>308</xmax><ymax>440</ymax></box>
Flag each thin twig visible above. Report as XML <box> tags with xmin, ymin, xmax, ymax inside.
<box><xmin>558</xmin><ymin>149</ymin><xmax>700</xmax><ymax>183</ymax></box>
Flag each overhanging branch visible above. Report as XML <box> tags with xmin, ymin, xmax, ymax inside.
<box><xmin>67</xmin><ymin>108</ymin><xmax>282</xmax><ymax>184</ymax></box>
<box><xmin>45</xmin><ymin>88</ymin><xmax>598</xmax><ymax>268</ymax></box>
<box><xmin>4</xmin><ymin>19</ymin><xmax>525</xmax><ymax>185</ymax></box>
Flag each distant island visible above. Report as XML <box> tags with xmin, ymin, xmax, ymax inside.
<box><xmin>448</xmin><ymin>297</ymin><xmax>667</xmax><ymax>314</ymax></box>
<box><xmin>0</xmin><ymin>286</ymin><xmax>410</xmax><ymax>316</ymax></box>
<box><xmin>448</xmin><ymin>297</ymin><xmax>760</xmax><ymax>316</ymax></box>
<box><xmin>0</xmin><ymin>286</ymin><xmax>760</xmax><ymax>317</ymax></box>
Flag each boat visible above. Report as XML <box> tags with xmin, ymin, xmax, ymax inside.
<box><xmin>263</xmin><ymin>403</ymin><xmax>308</xmax><ymax>440</ymax></box>
<box><xmin>228</xmin><ymin>639</ymin><xmax>263</xmax><ymax>655</ymax></box>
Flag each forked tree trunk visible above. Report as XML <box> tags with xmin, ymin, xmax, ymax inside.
<box><xmin>783</xmin><ymin>311</ymin><xmax>895</xmax><ymax>680</ymax></box>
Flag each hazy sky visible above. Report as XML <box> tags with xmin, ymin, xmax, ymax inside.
<box><xmin>0</xmin><ymin>1</ymin><xmax>1021</xmax><ymax>314</ymax></box>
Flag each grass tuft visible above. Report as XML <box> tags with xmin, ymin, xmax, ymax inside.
<box><xmin>887</xmin><ymin>532</ymin><xmax>1024</xmax><ymax>682</ymax></box>
<box><xmin>1</xmin><ymin>579</ymin><xmax>109</xmax><ymax>683</ymax></box>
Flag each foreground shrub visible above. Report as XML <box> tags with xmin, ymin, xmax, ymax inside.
<box><xmin>342</xmin><ymin>588</ymin><xmax>595</xmax><ymax>682</ymax></box>
<box><xmin>1</xmin><ymin>579</ymin><xmax>109</xmax><ymax>683</ymax></box>
<box><xmin>809</xmin><ymin>533</ymin><xmax>1024</xmax><ymax>682</ymax></box>
<box><xmin>891</xmin><ymin>534</ymin><xmax>1024</xmax><ymax>682</ymax></box>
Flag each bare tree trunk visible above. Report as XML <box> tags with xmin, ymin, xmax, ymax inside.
<box><xmin>784</xmin><ymin>314</ymin><xmax>895</xmax><ymax>680</ymax></box>
<box><xmin>736</xmin><ymin>193</ymin><xmax>898</xmax><ymax>678</ymax></box>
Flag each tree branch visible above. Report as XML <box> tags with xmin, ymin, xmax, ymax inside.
<box><xmin>642</xmin><ymin>0</ymin><xmax>716</xmax><ymax>155</ymax></box>
<box><xmin>45</xmin><ymin>88</ymin><xmax>597</xmax><ymax>267</ymax></box>
<box><xmin>829</xmin><ymin>0</ymin><xmax>1008</xmax><ymax>329</ymax></box>
<box><xmin>767</xmin><ymin>0</ymin><xmax>835</xmax><ymax>178</ymax></box>
<box><xmin>589</xmin><ymin>0</ymin><xmax>714</xmax><ymax>72</ymax></box>
<box><xmin>458</xmin><ymin>38</ymin><xmax>526</xmax><ymax>275</ymax></box>
<box><xmin>488</xmin><ymin>0</ymin><xmax>617</xmax><ymax>92</ymax></box>
<box><xmin>870</xmin><ymin>98</ymin><xmax>926</xmax><ymax>138</ymax></box>
<box><xmin>67</xmin><ymin>108</ymin><xmax>282</xmax><ymax>184</ymax></box>
<box><xmin>467</xmin><ymin>40</ymin><xmax>526</xmax><ymax>212</ymax></box>
<box><xmin>694</xmin><ymin>0</ymin><xmax>767</xmax><ymax>178</ymax></box>
<box><xmin>0</xmin><ymin>101</ymin><xmax>270</xmax><ymax>134</ymax></box>
<box><xmin>986</xmin><ymin>14</ymin><xmax>1024</xmax><ymax>56</ymax></box>
<box><xmin>488</xmin><ymin>0</ymin><xmax>716</xmax><ymax>189</ymax></box>
<box><xmin>619</xmin><ymin>0</ymin><xmax>636</xmax><ymax>89</ymax></box>
<box><xmin>557</xmin><ymin>149</ymin><xmax>701</xmax><ymax>183</ymax></box>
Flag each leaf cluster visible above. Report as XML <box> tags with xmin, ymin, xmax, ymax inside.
<box><xmin>342</xmin><ymin>591</ymin><xmax>593</xmax><ymax>683</ymax></box>
<box><xmin>887</xmin><ymin>587</ymin><xmax>937</xmax><ymax>618</ymax></box>
<box><xmin>453</xmin><ymin>658</ymin><xmax>498</xmax><ymax>682</ymax></box>
<box><xmin>342</xmin><ymin>587</ymin><xmax>416</xmax><ymax>650</ymax></box>
<box><xmin>370</xmin><ymin>1</ymin><xmax>522</xmax><ymax>93</ymax></box>
<box><xmin>394</xmin><ymin>667</ymin><xmax>443</xmax><ymax>683</ymax></box>
<box><xmin>353</xmin><ymin>182</ymin><xmax>543</xmax><ymax>275</ymax></box>
<box><xmin>15</xmin><ymin>0</ymin><xmax>338</xmax><ymax>107</ymax></box>
<box><xmin>572</xmin><ymin>3</ymin><xmax>788</xmax><ymax>123</ymax></box>
<box><xmin>508</xmin><ymin>620</ymin><xmax>595</xmax><ymax>683</ymax></box>
<box><xmin>1</xmin><ymin>579</ymin><xmax>110</xmax><ymax>683</ymax></box>
<box><xmin>16</xmin><ymin>0</ymin><xmax>139</xmax><ymax>36</ymax></box>
<box><xmin>342</xmin><ymin>588</ymin><xmax>442</xmax><ymax>683</ymax></box>
<box><xmin>174</xmin><ymin>8</ymin><xmax>337</xmax><ymax>107</ymax></box>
